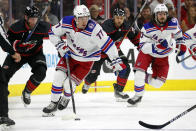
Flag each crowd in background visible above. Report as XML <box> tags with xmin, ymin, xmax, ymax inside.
<box><xmin>0</xmin><ymin>0</ymin><xmax>195</xmax><ymax>32</ymax></box>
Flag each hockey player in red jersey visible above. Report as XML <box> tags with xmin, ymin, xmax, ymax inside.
<box><xmin>127</xmin><ymin>4</ymin><xmax>187</xmax><ymax>106</ymax></box>
<box><xmin>42</xmin><ymin>5</ymin><xmax>125</xmax><ymax>116</ymax></box>
<box><xmin>81</xmin><ymin>8</ymin><xmax>140</xmax><ymax>102</ymax></box>
<box><xmin>2</xmin><ymin>5</ymin><xmax>51</xmax><ymax>107</ymax></box>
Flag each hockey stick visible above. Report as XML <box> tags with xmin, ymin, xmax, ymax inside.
<box><xmin>64</xmin><ymin>54</ymin><xmax>80</xmax><ymax>121</ymax></box>
<box><xmin>24</xmin><ymin>4</ymin><xmax>49</xmax><ymax>42</ymax></box>
<box><xmin>120</xmin><ymin>0</ymin><xmax>148</xmax><ymax>43</ymax></box>
<box><xmin>176</xmin><ymin>52</ymin><xmax>195</xmax><ymax>63</ymax></box>
<box><xmin>139</xmin><ymin>104</ymin><xmax>196</xmax><ymax>129</ymax></box>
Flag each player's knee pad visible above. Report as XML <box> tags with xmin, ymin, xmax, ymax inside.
<box><xmin>53</xmin><ymin>70</ymin><xmax>67</xmax><ymax>87</ymax></box>
<box><xmin>32</xmin><ymin>65</ymin><xmax>47</xmax><ymax>82</ymax></box>
<box><xmin>63</xmin><ymin>78</ymin><xmax>76</xmax><ymax>98</ymax></box>
<box><xmin>134</xmin><ymin>70</ymin><xmax>145</xmax><ymax>86</ymax></box>
<box><xmin>149</xmin><ymin>78</ymin><xmax>164</xmax><ymax>88</ymax></box>
<box><xmin>85</xmin><ymin>69</ymin><xmax>99</xmax><ymax>84</ymax></box>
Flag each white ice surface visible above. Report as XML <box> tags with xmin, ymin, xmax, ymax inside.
<box><xmin>4</xmin><ymin>91</ymin><xmax>196</xmax><ymax>131</ymax></box>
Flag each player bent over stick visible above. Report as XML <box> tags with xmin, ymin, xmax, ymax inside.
<box><xmin>42</xmin><ymin>5</ymin><xmax>125</xmax><ymax>116</ymax></box>
<box><xmin>127</xmin><ymin>4</ymin><xmax>187</xmax><ymax>106</ymax></box>
<box><xmin>82</xmin><ymin>8</ymin><xmax>140</xmax><ymax>102</ymax></box>
<box><xmin>183</xmin><ymin>23</ymin><xmax>196</xmax><ymax>62</ymax></box>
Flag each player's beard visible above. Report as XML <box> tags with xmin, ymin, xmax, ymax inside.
<box><xmin>158</xmin><ymin>18</ymin><xmax>166</xmax><ymax>25</ymax></box>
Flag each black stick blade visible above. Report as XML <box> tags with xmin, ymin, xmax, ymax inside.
<box><xmin>139</xmin><ymin>121</ymin><xmax>167</xmax><ymax>129</ymax></box>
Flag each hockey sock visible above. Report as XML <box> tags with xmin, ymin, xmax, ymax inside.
<box><xmin>63</xmin><ymin>78</ymin><xmax>76</xmax><ymax>99</ymax></box>
<box><xmin>116</xmin><ymin>77</ymin><xmax>127</xmax><ymax>92</ymax></box>
<box><xmin>25</xmin><ymin>79</ymin><xmax>39</xmax><ymax>93</ymax></box>
<box><xmin>51</xmin><ymin>70</ymin><xmax>67</xmax><ymax>102</ymax></box>
<box><xmin>134</xmin><ymin>70</ymin><xmax>145</xmax><ymax>96</ymax></box>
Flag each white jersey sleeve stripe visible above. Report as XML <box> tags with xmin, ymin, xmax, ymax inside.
<box><xmin>101</xmin><ymin>37</ymin><xmax>115</xmax><ymax>53</ymax></box>
<box><xmin>183</xmin><ymin>33</ymin><xmax>192</xmax><ymax>40</ymax></box>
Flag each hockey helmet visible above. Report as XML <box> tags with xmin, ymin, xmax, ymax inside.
<box><xmin>113</xmin><ymin>8</ymin><xmax>125</xmax><ymax>16</ymax></box>
<box><xmin>24</xmin><ymin>5</ymin><xmax>40</xmax><ymax>17</ymax></box>
<box><xmin>154</xmin><ymin>4</ymin><xmax>168</xmax><ymax>14</ymax></box>
<box><xmin>73</xmin><ymin>5</ymin><xmax>90</xmax><ymax>18</ymax></box>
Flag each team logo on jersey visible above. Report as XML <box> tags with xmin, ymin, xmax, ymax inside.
<box><xmin>137</xmin><ymin>62</ymin><xmax>141</xmax><ymax>66</ymax></box>
<box><xmin>91</xmin><ymin>70</ymin><xmax>97</xmax><ymax>73</ymax></box>
<box><xmin>88</xmin><ymin>23</ymin><xmax>94</xmax><ymax>29</ymax></box>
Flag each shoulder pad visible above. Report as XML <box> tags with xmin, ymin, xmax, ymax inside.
<box><xmin>9</xmin><ymin>20</ymin><xmax>26</xmax><ymax>33</ymax></box>
<box><xmin>102</xmin><ymin>19</ymin><xmax>115</xmax><ymax>34</ymax></box>
<box><xmin>85</xmin><ymin>19</ymin><xmax>97</xmax><ymax>32</ymax></box>
<box><xmin>36</xmin><ymin>21</ymin><xmax>51</xmax><ymax>33</ymax></box>
<box><xmin>143</xmin><ymin>22</ymin><xmax>154</xmax><ymax>30</ymax></box>
<box><xmin>168</xmin><ymin>18</ymin><xmax>178</xmax><ymax>26</ymax></box>
<box><xmin>62</xmin><ymin>16</ymin><xmax>74</xmax><ymax>25</ymax></box>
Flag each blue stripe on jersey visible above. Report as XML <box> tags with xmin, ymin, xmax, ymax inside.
<box><xmin>48</xmin><ymin>32</ymin><xmax>54</xmax><ymax>35</ymax></box>
<box><xmin>146</xmin><ymin>29</ymin><xmax>158</xmax><ymax>33</ymax></box>
<box><xmin>104</xmin><ymin>41</ymin><xmax>114</xmax><ymax>53</ymax></box>
<box><xmin>87</xmin><ymin>50</ymin><xmax>102</xmax><ymax>58</ymax></box>
<box><xmin>183</xmin><ymin>33</ymin><xmax>192</xmax><ymax>40</ymax></box>
<box><xmin>80</xmin><ymin>31</ymin><xmax>91</xmax><ymax>36</ymax></box>
<box><xmin>48</xmin><ymin>28</ymin><xmax>54</xmax><ymax>35</ymax></box>
<box><xmin>155</xmin><ymin>48</ymin><xmax>172</xmax><ymax>55</ymax></box>
<box><xmin>101</xmin><ymin>37</ymin><xmax>110</xmax><ymax>50</ymax></box>
<box><xmin>101</xmin><ymin>37</ymin><xmax>114</xmax><ymax>53</ymax></box>
<box><xmin>62</xmin><ymin>26</ymin><xmax>73</xmax><ymax>29</ymax></box>
<box><xmin>143</xmin><ymin>22</ymin><xmax>154</xmax><ymax>30</ymax></box>
<box><xmin>70</xmin><ymin>50</ymin><xmax>101</xmax><ymax>58</ymax></box>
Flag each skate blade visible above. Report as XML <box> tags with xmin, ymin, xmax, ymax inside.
<box><xmin>21</xmin><ymin>96</ymin><xmax>29</xmax><ymax>108</ymax></box>
<box><xmin>127</xmin><ymin>103</ymin><xmax>138</xmax><ymax>107</ymax></box>
<box><xmin>0</xmin><ymin>124</ymin><xmax>13</xmax><ymax>131</ymax></box>
<box><xmin>42</xmin><ymin>113</ymin><xmax>55</xmax><ymax>117</ymax></box>
<box><xmin>115</xmin><ymin>98</ymin><xmax>129</xmax><ymax>102</ymax></box>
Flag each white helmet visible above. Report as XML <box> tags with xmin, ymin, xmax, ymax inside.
<box><xmin>73</xmin><ymin>5</ymin><xmax>90</xmax><ymax>18</ymax></box>
<box><xmin>154</xmin><ymin>4</ymin><xmax>168</xmax><ymax>14</ymax></box>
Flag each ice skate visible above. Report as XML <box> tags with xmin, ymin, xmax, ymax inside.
<box><xmin>42</xmin><ymin>101</ymin><xmax>59</xmax><ymax>117</ymax></box>
<box><xmin>82</xmin><ymin>84</ymin><xmax>90</xmax><ymax>94</ymax></box>
<box><xmin>0</xmin><ymin>117</ymin><xmax>15</xmax><ymax>130</ymax></box>
<box><xmin>21</xmin><ymin>90</ymin><xmax>31</xmax><ymax>107</ymax></box>
<box><xmin>113</xmin><ymin>83</ymin><xmax>129</xmax><ymax>102</ymax></box>
<box><xmin>58</xmin><ymin>96</ymin><xmax>70</xmax><ymax>110</ymax></box>
<box><xmin>127</xmin><ymin>95</ymin><xmax>142</xmax><ymax>107</ymax></box>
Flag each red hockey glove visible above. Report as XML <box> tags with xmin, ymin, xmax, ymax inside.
<box><xmin>176</xmin><ymin>44</ymin><xmax>187</xmax><ymax>56</ymax></box>
<box><xmin>111</xmin><ymin>58</ymin><xmax>126</xmax><ymax>72</ymax></box>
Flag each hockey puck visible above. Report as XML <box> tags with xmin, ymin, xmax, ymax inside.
<box><xmin>75</xmin><ymin>118</ymin><xmax>80</xmax><ymax>121</ymax></box>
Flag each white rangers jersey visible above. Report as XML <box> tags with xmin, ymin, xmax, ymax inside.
<box><xmin>49</xmin><ymin>16</ymin><xmax>119</xmax><ymax>62</ymax></box>
<box><xmin>183</xmin><ymin>24</ymin><xmax>196</xmax><ymax>51</ymax></box>
<box><xmin>139</xmin><ymin>17</ymin><xmax>184</xmax><ymax>58</ymax></box>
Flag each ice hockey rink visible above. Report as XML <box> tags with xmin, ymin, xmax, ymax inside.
<box><xmin>3</xmin><ymin>91</ymin><xmax>196</xmax><ymax>131</ymax></box>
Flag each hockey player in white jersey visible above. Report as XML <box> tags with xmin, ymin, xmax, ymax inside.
<box><xmin>42</xmin><ymin>5</ymin><xmax>125</xmax><ymax>116</ymax></box>
<box><xmin>127</xmin><ymin>4</ymin><xmax>187</xmax><ymax>106</ymax></box>
<box><xmin>183</xmin><ymin>23</ymin><xmax>196</xmax><ymax>61</ymax></box>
